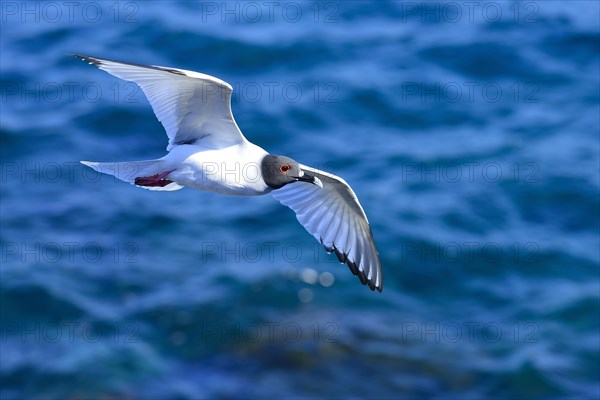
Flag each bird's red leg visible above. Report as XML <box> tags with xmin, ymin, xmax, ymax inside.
<box><xmin>135</xmin><ymin>170</ymin><xmax>175</xmax><ymax>187</ymax></box>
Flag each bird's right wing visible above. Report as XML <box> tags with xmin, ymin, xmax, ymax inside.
<box><xmin>73</xmin><ymin>54</ymin><xmax>246</xmax><ymax>151</ymax></box>
<box><xmin>271</xmin><ymin>165</ymin><xmax>382</xmax><ymax>292</ymax></box>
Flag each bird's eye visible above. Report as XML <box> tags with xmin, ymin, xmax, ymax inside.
<box><xmin>279</xmin><ymin>164</ymin><xmax>291</xmax><ymax>173</ymax></box>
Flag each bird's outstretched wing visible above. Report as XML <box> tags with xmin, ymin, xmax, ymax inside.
<box><xmin>271</xmin><ymin>165</ymin><xmax>382</xmax><ymax>292</ymax></box>
<box><xmin>73</xmin><ymin>54</ymin><xmax>246</xmax><ymax>150</ymax></box>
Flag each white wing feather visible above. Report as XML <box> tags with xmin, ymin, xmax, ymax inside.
<box><xmin>272</xmin><ymin>165</ymin><xmax>382</xmax><ymax>291</ymax></box>
<box><xmin>74</xmin><ymin>54</ymin><xmax>246</xmax><ymax>150</ymax></box>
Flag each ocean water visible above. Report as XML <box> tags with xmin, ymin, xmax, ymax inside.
<box><xmin>1</xmin><ymin>1</ymin><xmax>599</xmax><ymax>398</ymax></box>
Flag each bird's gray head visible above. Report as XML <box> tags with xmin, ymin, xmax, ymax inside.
<box><xmin>261</xmin><ymin>155</ymin><xmax>322</xmax><ymax>189</ymax></box>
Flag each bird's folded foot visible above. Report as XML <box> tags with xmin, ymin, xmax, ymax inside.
<box><xmin>135</xmin><ymin>170</ymin><xmax>175</xmax><ymax>187</ymax></box>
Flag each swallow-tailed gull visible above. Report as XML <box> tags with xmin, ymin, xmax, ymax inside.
<box><xmin>74</xmin><ymin>55</ymin><xmax>382</xmax><ymax>292</ymax></box>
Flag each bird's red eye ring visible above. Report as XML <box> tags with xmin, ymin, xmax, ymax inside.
<box><xmin>279</xmin><ymin>164</ymin><xmax>291</xmax><ymax>173</ymax></box>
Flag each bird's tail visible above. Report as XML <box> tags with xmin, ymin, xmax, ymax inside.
<box><xmin>81</xmin><ymin>159</ymin><xmax>183</xmax><ymax>191</ymax></box>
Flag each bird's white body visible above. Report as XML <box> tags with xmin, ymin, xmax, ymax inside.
<box><xmin>163</xmin><ymin>142</ymin><xmax>271</xmax><ymax>195</ymax></box>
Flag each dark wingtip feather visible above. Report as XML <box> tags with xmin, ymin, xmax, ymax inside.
<box><xmin>320</xmin><ymin>241</ymin><xmax>381</xmax><ymax>292</ymax></box>
<box><xmin>71</xmin><ymin>54</ymin><xmax>101</xmax><ymax>65</ymax></box>
<box><xmin>70</xmin><ymin>54</ymin><xmax>187</xmax><ymax>76</ymax></box>
<box><xmin>333</xmin><ymin>245</ymin><xmax>348</xmax><ymax>263</ymax></box>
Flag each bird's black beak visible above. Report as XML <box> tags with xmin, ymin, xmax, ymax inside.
<box><xmin>295</xmin><ymin>172</ymin><xmax>323</xmax><ymax>187</ymax></box>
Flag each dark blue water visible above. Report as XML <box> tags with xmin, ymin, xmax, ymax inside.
<box><xmin>1</xmin><ymin>1</ymin><xmax>599</xmax><ymax>398</ymax></box>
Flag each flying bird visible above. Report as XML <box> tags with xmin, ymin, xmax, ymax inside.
<box><xmin>73</xmin><ymin>55</ymin><xmax>382</xmax><ymax>292</ymax></box>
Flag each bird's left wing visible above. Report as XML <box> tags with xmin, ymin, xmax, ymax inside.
<box><xmin>73</xmin><ymin>54</ymin><xmax>246</xmax><ymax>150</ymax></box>
<box><xmin>271</xmin><ymin>165</ymin><xmax>382</xmax><ymax>292</ymax></box>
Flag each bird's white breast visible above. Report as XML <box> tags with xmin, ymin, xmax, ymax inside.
<box><xmin>163</xmin><ymin>142</ymin><xmax>271</xmax><ymax>196</ymax></box>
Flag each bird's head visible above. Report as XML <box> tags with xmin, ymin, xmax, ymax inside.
<box><xmin>261</xmin><ymin>155</ymin><xmax>322</xmax><ymax>189</ymax></box>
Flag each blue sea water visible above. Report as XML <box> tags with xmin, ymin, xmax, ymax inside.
<box><xmin>1</xmin><ymin>1</ymin><xmax>599</xmax><ymax>398</ymax></box>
